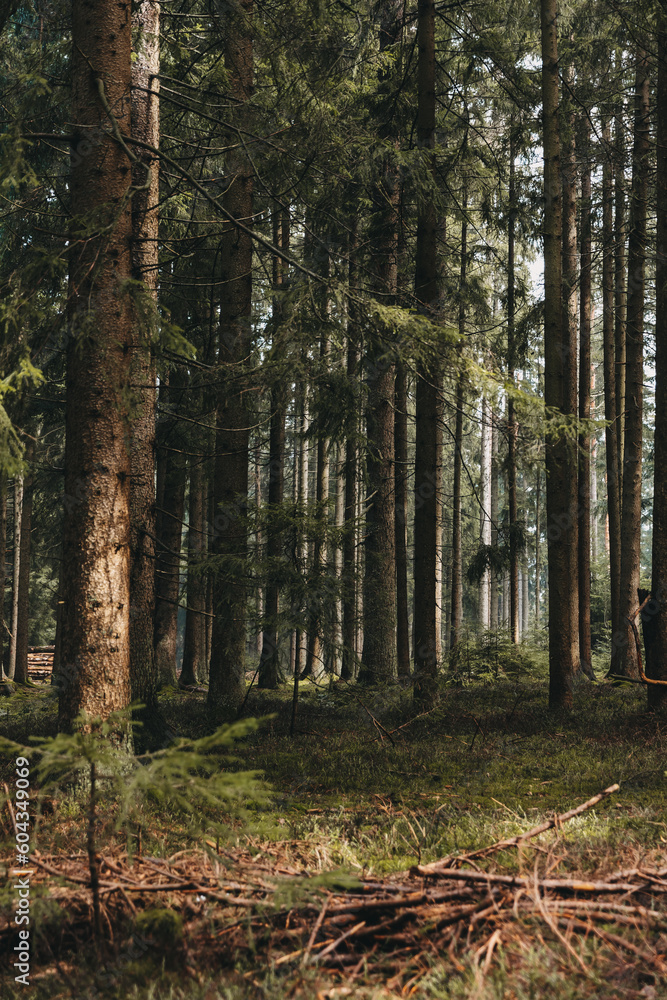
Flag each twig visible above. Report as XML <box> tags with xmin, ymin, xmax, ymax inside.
<box><xmin>302</xmin><ymin>895</ymin><xmax>329</xmax><ymax>965</ymax></box>
<box><xmin>356</xmin><ymin>697</ymin><xmax>396</xmax><ymax>746</ymax></box>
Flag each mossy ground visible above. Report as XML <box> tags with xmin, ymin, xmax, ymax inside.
<box><xmin>1</xmin><ymin>655</ymin><xmax>666</xmax><ymax>998</ymax></box>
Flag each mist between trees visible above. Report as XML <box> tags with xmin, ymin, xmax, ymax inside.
<box><xmin>2</xmin><ymin>0</ymin><xmax>667</xmax><ymax>734</ymax></box>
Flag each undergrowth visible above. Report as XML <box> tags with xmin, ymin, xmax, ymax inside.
<box><xmin>1</xmin><ymin>660</ymin><xmax>666</xmax><ymax>998</ymax></box>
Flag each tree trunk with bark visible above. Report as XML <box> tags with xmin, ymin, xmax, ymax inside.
<box><xmin>59</xmin><ymin>0</ymin><xmax>133</xmax><ymax>732</ymax></box>
<box><xmin>207</xmin><ymin>0</ymin><xmax>254</xmax><ymax>720</ymax></box>
<box><xmin>648</xmin><ymin>11</ymin><xmax>667</xmax><ymax>711</ymax></box>
<box><xmin>540</xmin><ymin>0</ymin><xmax>578</xmax><ymax>709</ymax></box>
<box><xmin>413</xmin><ymin>0</ymin><xmax>441</xmax><ymax>705</ymax></box>
<box><xmin>395</xmin><ymin>359</ymin><xmax>410</xmax><ymax>675</ymax></box>
<box><xmin>611</xmin><ymin>48</ymin><xmax>649</xmax><ymax>681</ymax></box>
<box><xmin>130</xmin><ymin>0</ymin><xmax>160</xmax><ymax>738</ymax></box>
<box><xmin>578</xmin><ymin>130</ymin><xmax>593</xmax><ymax>679</ymax></box>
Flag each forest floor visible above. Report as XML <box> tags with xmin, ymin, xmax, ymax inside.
<box><xmin>1</xmin><ymin>654</ymin><xmax>667</xmax><ymax>999</ymax></box>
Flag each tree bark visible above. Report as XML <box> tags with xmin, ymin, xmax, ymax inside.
<box><xmin>395</xmin><ymin>359</ymin><xmax>410</xmax><ymax>675</ymax></box>
<box><xmin>154</xmin><ymin>369</ymin><xmax>187</xmax><ymax>688</ymax></box>
<box><xmin>450</xmin><ymin>212</ymin><xmax>466</xmax><ymax>651</ymax></box>
<box><xmin>180</xmin><ymin>449</ymin><xmax>207</xmax><ymax>687</ymax></box>
<box><xmin>611</xmin><ymin>48</ymin><xmax>649</xmax><ymax>681</ymax></box>
<box><xmin>130</xmin><ymin>0</ymin><xmax>160</xmax><ymax>737</ymax></box>
<box><xmin>479</xmin><ymin>396</ymin><xmax>492</xmax><ymax>630</ymax></box>
<box><xmin>507</xmin><ymin>139</ymin><xmax>520</xmax><ymax>645</ymax></box>
<box><xmin>648</xmin><ymin>9</ymin><xmax>667</xmax><ymax>711</ymax></box>
<box><xmin>0</xmin><ymin>473</ymin><xmax>6</xmax><ymax>681</ymax></box>
<box><xmin>207</xmin><ymin>0</ymin><xmax>254</xmax><ymax>720</ymax></box>
<box><xmin>413</xmin><ymin>0</ymin><xmax>441</xmax><ymax>705</ymax></box>
<box><xmin>614</xmin><ymin>72</ymin><xmax>627</xmax><ymax>494</ymax></box>
<box><xmin>578</xmin><ymin>129</ymin><xmax>593</xmax><ymax>679</ymax></box>
<box><xmin>59</xmin><ymin>0</ymin><xmax>132</xmax><ymax>732</ymax></box>
<box><xmin>602</xmin><ymin>117</ymin><xmax>623</xmax><ymax>671</ymax></box>
<box><xmin>540</xmin><ymin>0</ymin><xmax>578</xmax><ymax>709</ymax></box>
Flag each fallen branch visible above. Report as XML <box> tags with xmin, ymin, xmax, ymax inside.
<box><xmin>413</xmin><ymin>784</ymin><xmax>620</xmax><ymax>876</ymax></box>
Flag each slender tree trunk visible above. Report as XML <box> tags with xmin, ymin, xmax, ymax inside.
<box><xmin>59</xmin><ymin>0</ymin><xmax>132</xmax><ymax>731</ymax></box>
<box><xmin>332</xmin><ymin>441</ymin><xmax>345</xmax><ymax>675</ymax></box>
<box><xmin>591</xmin><ymin>362</ymin><xmax>598</xmax><ymax>566</ymax></box>
<box><xmin>130</xmin><ymin>0</ymin><xmax>160</xmax><ymax>737</ymax></box>
<box><xmin>611</xmin><ymin>48</ymin><xmax>649</xmax><ymax>681</ymax></box>
<box><xmin>507</xmin><ymin>140</ymin><xmax>520</xmax><ymax>644</ymax></box>
<box><xmin>648</xmin><ymin>10</ymin><xmax>667</xmax><ymax>711</ymax></box>
<box><xmin>154</xmin><ymin>370</ymin><xmax>187</xmax><ymax>687</ymax></box>
<box><xmin>8</xmin><ymin>475</ymin><xmax>22</xmax><ymax>681</ymax></box>
<box><xmin>479</xmin><ymin>396</ymin><xmax>492</xmax><ymax>630</ymax></box>
<box><xmin>14</xmin><ymin>439</ymin><xmax>34</xmax><ymax>686</ymax></box>
<box><xmin>578</xmin><ymin>130</ymin><xmax>593</xmax><ymax>679</ymax></box>
<box><xmin>540</xmin><ymin>0</ymin><xmax>578</xmax><ymax>709</ymax></box>
<box><xmin>342</xmin><ymin>323</ymin><xmax>359</xmax><ymax>680</ymax></box>
<box><xmin>490</xmin><ymin>410</ymin><xmax>499</xmax><ymax>630</ymax></box>
<box><xmin>614</xmin><ymin>73</ymin><xmax>627</xmax><ymax>493</ymax></box>
<box><xmin>450</xmin><ymin>213</ymin><xmax>465</xmax><ymax>651</ymax></box>
<box><xmin>207</xmin><ymin>0</ymin><xmax>253</xmax><ymax>719</ymax></box>
<box><xmin>413</xmin><ymin>0</ymin><xmax>441</xmax><ymax>705</ymax></box>
<box><xmin>305</xmin><ymin>332</ymin><xmax>331</xmax><ymax>680</ymax></box>
<box><xmin>259</xmin><ymin>209</ymin><xmax>288</xmax><ymax>688</ymax></box>
<box><xmin>602</xmin><ymin>118</ymin><xmax>623</xmax><ymax>670</ymax></box>
<box><xmin>560</xmin><ymin>57</ymin><xmax>580</xmax><ymax>679</ymax></box>
<box><xmin>180</xmin><ymin>450</ymin><xmax>207</xmax><ymax>687</ymax></box>
<box><xmin>535</xmin><ymin>467</ymin><xmax>541</xmax><ymax>626</ymax></box>
<box><xmin>395</xmin><ymin>360</ymin><xmax>410</xmax><ymax>675</ymax></box>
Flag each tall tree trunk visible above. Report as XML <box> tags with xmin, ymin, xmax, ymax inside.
<box><xmin>490</xmin><ymin>409</ymin><xmax>499</xmax><ymax>630</ymax></box>
<box><xmin>648</xmin><ymin>10</ymin><xmax>667</xmax><ymax>711</ymax></box>
<box><xmin>332</xmin><ymin>441</ymin><xmax>345</xmax><ymax>675</ymax></box>
<box><xmin>560</xmin><ymin>57</ymin><xmax>580</xmax><ymax>678</ymax></box>
<box><xmin>614</xmin><ymin>73</ymin><xmax>627</xmax><ymax>493</ymax></box>
<box><xmin>535</xmin><ymin>467</ymin><xmax>541</xmax><ymax>626</ymax></box>
<box><xmin>591</xmin><ymin>362</ymin><xmax>598</xmax><ymax>566</ymax></box>
<box><xmin>360</xmin><ymin>1</ymin><xmax>402</xmax><ymax>684</ymax></box>
<box><xmin>130</xmin><ymin>0</ymin><xmax>160</xmax><ymax>737</ymax></box>
<box><xmin>540</xmin><ymin>0</ymin><xmax>578</xmax><ymax>709</ymax></box>
<box><xmin>578</xmin><ymin>129</ymin><xmax>593</xmax><ymax>679</ymax></box>
<box><xmin>413</xmin><ymin>0</ymin><xmax>442</xmax><ymax>705</ymax></box>
<box><xmin>59</xmin><ymin>0</ymin><xmax>132</xmax><ymax>731</ymax></box>
<box><xmin>395</xmin><ymin>359</ymin><xmax>410</xmax><ymax>675</ymax></box>
<box><xmin>342</xmin><ymin>310</ymin><xmax>359</xmax><ymax>680</ymax></box>
<box><xmin>8</xmin><ymin>475</ymin><xmax>22</xmax><ymax>681</ymax></box>
<box><xmin>479</xmin><ymin>396</ymin><xmax>492</xmax><ymax>630</ymax></box>
<box><xmin>154</xmin><ymin>370</ymin><xmax>187</xmax><ymax>687</ymax></box>
<box><xmin>304</xmin><ymin>331</ymin><xmax>331</xmax><ymax>680</ymax></box>
<box><xmin>207</xmin><ymin>0</ymin><xmax>254</xmax><ymax>720</ymax></box>
<box><xmin>14</xmin><ymin>438</ymin><xmax>34</xmax><ymax>686</ymax></box>
<box><xmin>611</xmin><ymin>48</ymin><xmax>649</xmax><ymax>681</ymax></box>
<box><xmin>450</xmin><ymin>213</ymin><xmax>466</xmax><ymax>651</ymax></box>
<box><xmin>602</xmin><ymin>118</ymin><xmax>623</xmax><ymax>670</ymax></box>
<box><xmin>180</xmin><ymin>450</ymin><xmax>207</xmax><ymax>687</ymax></box>
<box><xmin>507</xmin><ymin>139</ymin><xmax>520</xmax><ymax>644</ymax></box>
<box><xmin>259</xmin><ymin>209</ymin><xmax>288</xmax><ymax>689</ymax></box>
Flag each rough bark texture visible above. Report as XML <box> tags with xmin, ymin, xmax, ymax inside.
<box><xmin>507</xmin><ymin>140</ymin><xmax>519</xmax><ymax>645</ymax></box>
<box><xmin>649</xmin><ymin>10</ymin><xmax>667</xmax><ymax>712</ymax></box>
<box><xmin>540</xmin><ymin>0</ymin><xmax>577</xmax><ymax>709</ymax></box>
<box><xmin>602</xmin><ymin>119</ymin><xmax>622</xmax><ymax>667</ymax></box>
<box><xmin>450</xmin><ymin>215</ymin><xmax>465</xmax><ymax>651</ymax></box>
<box><xmin>560</xmin><ymin>58</ymin><xmax>580</xmax><ymax>679</ymax></box>
<box><xmin>181</xmin><ymin>450</ymin><xmax>207</xmax><ymax>687</ymax></box>
<box><xmin>479</xmin><ymin>397</ymin><xmax>492</xmax><ymax>629</ymax></box>
<box><xmin>611</xmin><ymin>49</ymin><xmax>648</xmax><ymax>681</ymax></box>
<box><xmin>341</xmin><ymin>319</ymin><xmax>359</xmax><ymax>680</ymax></box>
<box><xmin>0</xmin><ymin>474</ymin><xmax>6</xmax><ymax>680</ymax></box>
<box><xmin>207</xmin><ymin>0</ymin><xmax>254</xmax><ymax>721</ymax></box>
<box><xmin>59</xmin><ymin>0</ymin><xmax>133</xmax><ymax>732</ymax></box>
<box><xmin>578</xmin><ymin>140</ymin><xmax>593</xmax><ymax>680</ymax></box>
<box><xmin>614</xmin><ymin>76</ymin><xmax>627</xmax><ymax>494</ymax></box>
<box><xmin>395</xmin><ymin>360</ymin><xmax>411</xmax><ymax>676</ymax></box>
<box><xmin>412</xmin><ymin>0</ymin><xmax>441</xmax><ymax>704</ymax></box>
<box><xmin>130</xmin><ymin>0</ymin><xmax>160</xmax><ymax>736</ymax></box>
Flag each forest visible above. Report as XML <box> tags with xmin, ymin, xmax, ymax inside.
<box><xmin>2</xmin><ymin>0</ymin><xmax>667</xmax><ymax>997</ymax></box>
